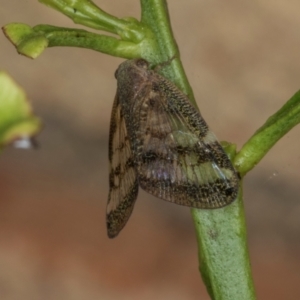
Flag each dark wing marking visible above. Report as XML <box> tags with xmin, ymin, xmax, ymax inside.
<box><xmin>135</xmin><ymin>77</ymin><xmax>239</xmax><ymax>208</ymax></box>
<box><xmin>107</xmin><ymin>93</ymin><xmax>139</xmax><ymax>238</ymax></box>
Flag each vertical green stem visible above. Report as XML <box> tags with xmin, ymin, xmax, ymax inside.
<box><xmin>192</xmin><ymin>189</ymin><xmax>255</xmax><ymax>299</ymax></box>
<box><xmin>140</xmin><ymin>0</ymin><xmax>196</xmax><ymax>105</ymax></box>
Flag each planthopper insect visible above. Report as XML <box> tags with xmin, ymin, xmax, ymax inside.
<box><xmin>106</xmin><ymin>59</ymin><xmax>239</xmax><ymax>238</ymax></box>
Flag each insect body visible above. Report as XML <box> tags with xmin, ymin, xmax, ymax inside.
<box><xmin>107</xmin><ymin>58</ymin><xmax>239</xmax><ymax>238</ymax></box>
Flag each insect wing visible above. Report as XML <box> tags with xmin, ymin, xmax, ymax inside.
<box><xmin>135</xmin><ymin>77</ymin><xmax>239</xmax><ymax>208</ymax></box>
<box><xmin>107</xmin><ymin>93</ymin><xmax>139</xmax><ymax>238</ymax></box>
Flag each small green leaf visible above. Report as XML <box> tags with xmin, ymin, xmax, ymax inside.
<box><xmin>2</xmin><ymin>23</ymin><xmax>48</xmax><ymax>58</ymax></box>
<box><xmin>0</xmin><ymin>71</ymin><xmax>42</xmax><ymax>149</ymax></box>
<box><xmin>2</xmin><ymin>23</ymin><xmax>33</xmax><ymax>44</ymax></box>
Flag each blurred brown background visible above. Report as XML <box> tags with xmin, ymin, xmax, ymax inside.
<box><xmin>1</xmin><ymin>1</ymin><xmax>300</xmax><ymax>299</ymax></box>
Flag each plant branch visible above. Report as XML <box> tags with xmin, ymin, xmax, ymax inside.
<box><xmin>140</xmin><ymin>0</ymin><xmax>196</xmax><ymax>105</ymax></box>
<box><xmin>2</xmin><ymin>23</ymin><xmax>155</xmax><ymax>59</ymax></box>
<box><xmin>39</xmin><ymin>0</ymin><xmax>145</xmax><ymax>42</ymax></box>
<box><xmin>234</xmin><ymin>90</ymin><xmax>300</xmax><ymax>176</ymax></box>
<box><xmin>192</xmin><ymin>189</ymin><xmax>255</xmax><ymax>300</ymax></box>
<box><xmin>34</xmin><ymin>25</ymin><xmax>142</xmax><ymax>58</ymax></box>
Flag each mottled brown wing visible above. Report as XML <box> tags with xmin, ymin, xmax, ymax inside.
<box><xmin>135</xmin><ymin>78</ymin><xmax>239</xmax><ymax>208</ymax></box>
<box><xmin>107</xmin><ymin>93</ymin><xmax>139</xmax><ymax>238</ymax></box>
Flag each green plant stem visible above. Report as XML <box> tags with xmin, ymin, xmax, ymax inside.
<box><xmin>34</xmin><ymin>25</ymin><xmax>142</xmax><ymax>58</ymax></box>
<box><xmin>39</xmin><ymin>0</ymin><xmax>143</xmax><ymax>41</ymax></box>
<box><xmin>234</xmin><ymin>90</ymin><xmax>300</xmax><ymax>176</ymax></box>
<box><xmin>192</xmin><ymin>190</ymin><xmax>255</xmax><ymax>300</ymax></box>
<box><xmin>140</xmin><ymin>0</ymin><xmax>196</xmax><ymax>105</ymax></box>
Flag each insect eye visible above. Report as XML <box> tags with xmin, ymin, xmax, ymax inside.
<box><xmin>135</xmin><ymin>59</ymin><xmax>149</xmax><ymax>69</ymax></box>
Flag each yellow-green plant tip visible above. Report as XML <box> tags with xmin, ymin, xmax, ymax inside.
<box><xmin>18</xmin><ymin>35</ymin><xmax>49</xmax><ymax>59</ymax></box>
<box><xmin>2</xmin><ymin>23</ymin><xmax>48</xmax><ymax>58</ymax></box>
<box><xmin>2</xmin><ymin>23</ymin><xmax>33</xmax><ymax>46</ymax></box>
<box><xmin>0</xmin><ymin>71</ymin><xmax>42</xmax><ymax>147</ymax></box>
<box><xmin>2</xmin><ymin>119</ymin><xmax>41</xmax><ymax>145</ymax></box>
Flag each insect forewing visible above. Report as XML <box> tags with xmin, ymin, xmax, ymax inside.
<box><xmin>107</xmin><ymin>93</ymin><xmax>139</xmax><ymax>238</ymax></box>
